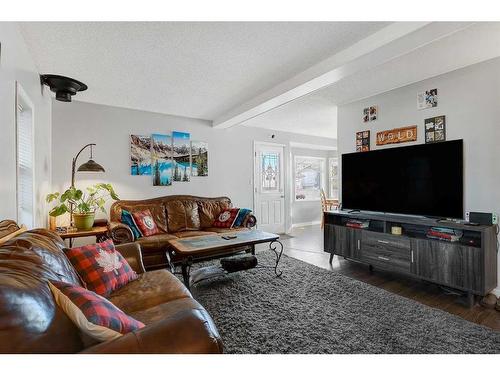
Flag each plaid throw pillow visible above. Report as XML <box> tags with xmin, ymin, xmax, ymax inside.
<box><xmin>64</xmin><ymin>239</ymin><xmax>138</xmax><ymax>297</ymax></box>
<box><xmin>131</xmin><ymin>209</ymin><xmax>159</xmax><ymax>237</ymax></box>
<box><xmin>49</xmin><ymin>280</ymin><xmax>144</xmax><ymax>342</ymax></box>
<box><xmin>212</xmin><ymin>208</ymin><xmax>240</xmax><ymax>228</ymax></box>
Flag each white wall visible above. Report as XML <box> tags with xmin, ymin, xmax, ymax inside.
<box><xmin>291</xmin><ymin>147</ymin><xmax>336</xmax><ymax>226</ymax></box>
<box><xmin>0</xmin><ymin>23</ymin><xmax>52</xmax><ymax>227</ymax></box>
<box><xmin>51</xmin><ymin>100</ymin><xmax>337</xmax><ymax>231</ymax></box>
<box><xmin>337</xmin><ymin>57</ymin><xmax>500</xmax><ymax>294</ymax></box>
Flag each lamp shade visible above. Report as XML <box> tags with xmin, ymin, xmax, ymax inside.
<box><xmin>77</xmin><ymin>159</ymin><xmax>105</xmax><ymax>172</ymax></box>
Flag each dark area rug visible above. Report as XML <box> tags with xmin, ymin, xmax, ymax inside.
<box><xmin>190</xmin><ymin>252</ymin><xmax>500</xmax><ymax>354</ymax></box>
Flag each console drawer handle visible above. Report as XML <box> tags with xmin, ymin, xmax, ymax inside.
<box><xmin>377</xmin><ymin>240</ymin><xmax>389</xmax><ymax>244</ymax></box>
<box><xmin>377</xmin><ymin>256</ymin><xmax>390</xmax><ymax>261</ymax></box>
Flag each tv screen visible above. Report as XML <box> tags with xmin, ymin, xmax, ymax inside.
<box><xmin>341</xmin><ymin>140</ymin><xmax>463</xmax><ymax>219</ymax></box>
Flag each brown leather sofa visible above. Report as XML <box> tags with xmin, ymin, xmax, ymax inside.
<box><xmin>0</xmin><ymin>228</ymin><xmax>223</xmax><ymax>353</ymax></box>
<box><xmin>109</xmin><ymin>195</ymin><xmax>256</xmax><ymax>269</ymax></box>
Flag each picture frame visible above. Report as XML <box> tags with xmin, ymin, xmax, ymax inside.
<box><xmin>356</xmin><ymin>130</ymin><xmax>370</xmax><ymax>152</ymax></box>
<box><xmin>424</xmin><ymin>115</ymin><xmax>446</xmax><ymax>144</ymax></box>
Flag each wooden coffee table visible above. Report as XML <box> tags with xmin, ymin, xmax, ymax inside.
<box><xmin>166</xmin><ymin>230</ymin><xmax>283</xmax><ymax>288</ymax></box>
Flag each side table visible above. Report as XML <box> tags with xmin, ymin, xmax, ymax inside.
<box><xmin>56</xmin><ymin>226</ymin><xmax>109</xmax><ymax>247</ymax></box>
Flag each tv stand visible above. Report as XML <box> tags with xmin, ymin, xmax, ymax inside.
<box><xmin>324</xmin><ymin>211</ymin><xmax>498</xmax><ymax>306</ymax></box>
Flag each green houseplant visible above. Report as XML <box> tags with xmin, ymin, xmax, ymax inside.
<box><xmin>46</xmin><ymin>183</ymin><xmax>119</xmax><ymax>230</ymax></box>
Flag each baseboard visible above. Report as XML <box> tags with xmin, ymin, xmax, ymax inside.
<box><xmin>291</xmin><ymin>220</ymin><xmax>321</xmax><ymax>228</ymax></box>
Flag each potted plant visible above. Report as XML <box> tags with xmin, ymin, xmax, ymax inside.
<box><xmin>46</xmin><ymin>183</ymin><xmax>119</xmax><ymax>230</ymax></box>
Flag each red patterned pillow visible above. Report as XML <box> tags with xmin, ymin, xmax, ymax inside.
<box><xmin>64</xmin><ymin>239</ymin><xmax>138</xmax><ymax>297</ymax></box>
<box><xmin>131</xmin><ymin>209</ymin><xmax>160</xmax><ymax>237</ymax></box>
<box><xmin>49</xmin><ymin>280</ymin><xmax>144</xmax><ymax>342</ymax></box>
<box><xmin>212</xmin><ymin>208</ymin><xmax>240</xmax><ymax>228</ymax></box>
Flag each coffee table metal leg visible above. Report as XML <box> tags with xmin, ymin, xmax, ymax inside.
<box><xmin>165</xmin><ymin>250</ymin><xmax>175</xmax><ymax>273</ymax></box>
<box><xmin>181</xmin><ymin>257</ymin><xmax>193</xmax><ymax>289</ymax></box>
<box><xmin>269</xmin><ymin>240</ymin><xmax>284</xmax><ymax>277</ymax></box>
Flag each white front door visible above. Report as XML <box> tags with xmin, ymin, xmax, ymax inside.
<box><xmin>253</xmin><ymin>143</ymin><xmax>286</xmax><ymax>234</ymax></box>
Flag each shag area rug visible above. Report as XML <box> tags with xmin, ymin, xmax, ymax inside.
<box><xmin>190</xmin><ymin>252</ymin><xmax>500</xmax><ymax>354</ymax></box>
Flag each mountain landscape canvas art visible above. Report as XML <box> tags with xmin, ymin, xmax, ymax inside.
<box><xmin>151</xmin><ymin>133</ymin><xmax>173</xmax><ymax>186</ymax></box>
<box><xmin>172</xmin><ymin>131</ymin><xmax>191</xmax><ymax>182</ymax></box>
<box><xmin>191</xmin><ymin>141</ymin><xmax>208</xmax><ymax>176</ymax></box>
<box><xmin>130</xmin><ymin>135</ymin><xmax>151</xmax><ymax>175</ymax></box>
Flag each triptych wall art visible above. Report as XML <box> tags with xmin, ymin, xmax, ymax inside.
<box><xmin>130</xmin><ymin>132</ymin><xmax>208</xmax><ymax>185</ymax></box>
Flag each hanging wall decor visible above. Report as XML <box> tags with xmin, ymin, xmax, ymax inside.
<box><xmin>376</xmin><ymin>126</ymin><xmax>417</xmax><ymax>146</ymax></box>
<box><xmin>363</xmin><ymin>106</ymin><xmax>378</xmax><ymax>123</ymax></box>
<box><xmin>172</xmin><ymin>131</ymin><xmax>191</xmax><ymax>182</ymax></box>
<box><xmin>356</xmin><ymin>130</ymin><xmax>370</xmax><ymax>152</ymax></box>
<box><xmin>130</xmin><ymin>135</ymin><xmax>152</xmax><ymax>175</ymax></box>
<box><xmin>417</xmin><ymin>88</ymin><xmax>438</xmax><ymax>110</ymax></box>
<box><xmin>151</xmin><ymin>133</ymin><xmax>173</xmax><ymax>186</ymax></box>
<box><xmin>191</xmin><ymin>141</ymin><xmax>208</xmax><ymax>176</ymax></box>
<box><xmin>425</xmin><ymin>115</ymin><xmax>446</xmax><ymax>143</ymax></box>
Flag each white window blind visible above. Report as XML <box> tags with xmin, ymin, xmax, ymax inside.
<box><xmin>16</xmin><ymin>97</ymin><xmax>34</xmax><ymax>228</ymax></box>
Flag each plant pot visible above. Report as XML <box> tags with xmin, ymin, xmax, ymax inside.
<box><xmin>73</xmin><ymin>212</ymin><xmax>95</xmax><ymax>230</ymax></box>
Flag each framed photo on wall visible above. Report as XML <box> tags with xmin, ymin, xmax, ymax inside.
<box><xmin>424</xmin><ymin>115</ymin><xmax>446</xmax><ymax>143</ymax></box>
<box><xmin>356</xmin><ymin>130</ymin><xmax>370</xmax><ymax>152</ymax></box>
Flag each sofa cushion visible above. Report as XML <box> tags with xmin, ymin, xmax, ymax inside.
<box><xmin>49</xmin><ymin>281</ymin><xmax>145</xmax><ymax>342</ymax></box>
<box><xmin>129</xmin><ymin>297</ymin><xmax>205</xmax><ymax>326</ymax></box>
<box><xmin>132</xmin><ymin>209</ymin><xmax>160</xmax><ymax>237</ymax></box>
<box><xmin>0</xmin><ymin>230</ymin><xmax>85</xmax><ymax>353</ymax></box>
<box><xmin>165</xmin><ymin>200</ymin><xmax>201</xmax><ymax>232</ymax></box>
<box><xmin>120</xmin><ymin>209</ymin><xmax>142</xmax><ymax>240</ymax></box>
<box><xmin>173</xmin><ymin>231</ymin><xmax>215</xmax><ymax>238</ymax></box>
<box><xmin>64</xmin><ymin>239</ymin><xmax>138</xmax><ymax>297</ymax></box>
<box><xmin>198</xmin><ymin>200</ymin><xmax>230</xmax><ymax>228</ymax></box>
<box><xmin>121</xmin><ymin>204</ymin><xmax>168</xmax><ymax>233</ymax></box>
<box><xmin>135</xmin><ymin>233</ymin><xmax>177</xmax><ymax>253</ymax></box>
<box><xmin>109</xmin><ymin>269</ymin><xmax>191</xmax><ymax>314</ymax></box>
<box><xmin>212</xmin><ymin>208</ymin><xmax>240</xmax><ymax>228</ymax></box>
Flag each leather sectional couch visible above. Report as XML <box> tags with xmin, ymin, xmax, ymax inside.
<box><xmin>0</xmin><ymin>228</ymin><xmax>223</xmax><ymax>353</ymax></box>
<box><xmin>109</xmin><ymin>195</ymin><xmax>256</xmax><ymax>269</ymax></box>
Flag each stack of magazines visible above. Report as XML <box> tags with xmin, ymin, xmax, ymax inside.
<box><xmin>426</xmin><ymin>227</ymin><xmax>463</xmax><ymax>242</ymax></box>
<box><xmin>346</xmin><ymin>219</ymin><xmax>370</xmax><ymax>229</ymax></box>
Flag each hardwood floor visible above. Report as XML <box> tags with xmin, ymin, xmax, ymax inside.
<box><xmin>266</xmin><ymin>224</ymin><xmax>500</xmax><ymax>331</ymax></box>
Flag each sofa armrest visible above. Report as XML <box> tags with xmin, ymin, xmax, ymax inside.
<box><xmin>244</xmin><ymin>214</ymin><xmax>257</xmax><ymax>228</ymax></box>
<box><xmin>115</xmin><ymin>242</ymin><xmax>145</xmax><ymax>274</ymax></box>
<box><xmin>109</xmin><ymin>221</ymin><xmax>134</xmax><ymax>245</ymax></box>
<box><xmin>80</xmin><ymin>308</ymin><xmax>223</xmax><ymax>354</ymax></box>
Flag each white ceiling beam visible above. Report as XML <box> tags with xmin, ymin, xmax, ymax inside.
<box><xmin>212</xmin><ymin>22</ymin><xmax>474</xmax><ymax>129</ymax></box>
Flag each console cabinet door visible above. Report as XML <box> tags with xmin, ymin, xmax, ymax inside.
<box><xmin>333</xmin><ymin>226</ymin><xmax>360</xmax><ymax>258</ymax></box>
<box><xmin>412</xmin><ymin>239</ymin><xmax>483</xmax><ymax>293</ymax></box>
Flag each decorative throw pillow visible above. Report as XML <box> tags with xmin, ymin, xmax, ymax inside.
<box><xmin>232</xmin><ymin>208</ymin><xmax>252</xmax><ymax>227</ymax></box>
<box><xmin>212</xmin><ymin>208</ymin><xmax>240</xmax><ymax>228</ymax></box>
<box><xmin>48</xmin><ymin>280</ymin><xmax>144</xmax><ymax>342</ymax></box>
<box><xmin>120</xmin><ymin>209</ymin><xmax>142</xmax><ymax>240</ymax></box>
<box><xmin>64</xmin><ymin>239</ymin><xmax>138</xmax><ymax>297</ymax></box>
<box><xmin>131</xmin><ymin>209</ymin><xmax>160</xmax><ymax>237</ymax></box>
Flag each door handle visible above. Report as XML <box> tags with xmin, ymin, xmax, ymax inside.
<box><xmin>377</xmin><ymin>256</ymin><xmax>390</xmax><ymax>261</ymax></box>
<box><xmin>280</xmin><ymin>195</ymin><xmax>284</xmax><ymax>198</ymax></box>
<box><xmin>357</xmin><ymin>240</ymin><xmax>360</xmax><ymax>250</ymax></box>
<box><xmin>411</xmin><ymin>250</ymin><xmax>414</xmax><ymax>263</ymax></box>
<box><xmin>377</xmin><ymin>240</ymin><xmax>389</xmax><ymax>244</ymax></box>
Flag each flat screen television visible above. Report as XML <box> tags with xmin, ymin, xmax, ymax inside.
<box><xmin>341</xmin><ymin>140</ymin><xmax>463</xmax><ymax>219</ymax></box>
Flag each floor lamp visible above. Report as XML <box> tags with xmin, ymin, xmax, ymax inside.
<box><xmin>70</xmin><ymin>143</ymin><xmax>105</xmax><ymax>227</ymax></box>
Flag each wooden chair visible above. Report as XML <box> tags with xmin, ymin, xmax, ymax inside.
<box><xmin>320</xmin><ymin>189</ymin><xmax>339</xmax><ymax>229</ymax></box>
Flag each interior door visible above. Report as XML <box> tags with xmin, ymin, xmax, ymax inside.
<box><xmin>254</xmin><ymin>143</ymin><xmax>285</xmax><ymax>234</ymax></box>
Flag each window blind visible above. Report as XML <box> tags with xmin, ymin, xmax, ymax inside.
<box><xmin>17</xmin><ymin>102</ymin><xmax>34</xmax><ymax>228</ymax></box>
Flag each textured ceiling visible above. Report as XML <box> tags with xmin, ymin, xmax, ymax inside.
<box><xmin>19</xmin><ymin>21</ymin><xmax>389</xmax><ymax>120</ymax></box>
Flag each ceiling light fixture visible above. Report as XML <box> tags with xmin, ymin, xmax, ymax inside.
<box><xmin>40</xmin><ymin>74</ymin><xmax>88</xmax><ymax>102</ymax></box>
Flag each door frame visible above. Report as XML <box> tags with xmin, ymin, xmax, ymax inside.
<box><xmin>252</xmin><ymin>141</ymin><xmax>290</xmax><ymax>233</ymax></box>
